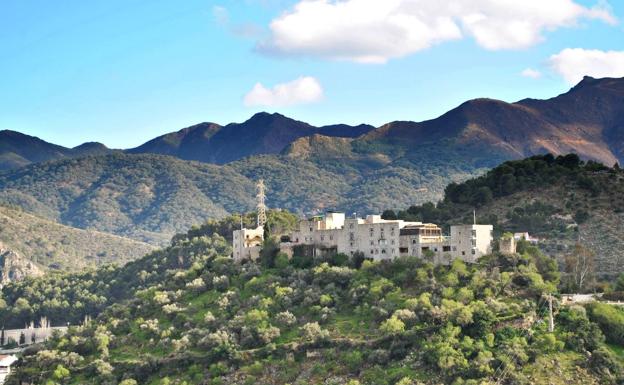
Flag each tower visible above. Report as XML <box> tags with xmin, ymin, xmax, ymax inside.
<box><xmin>256</xmin><ymin>179</ymin><xmax>267</xmax><ymax>228</ymax></box>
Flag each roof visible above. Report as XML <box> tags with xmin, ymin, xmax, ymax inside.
<box><xmin>0</xmin><ymin>355</ymin><xmax>18</xmax><ymax>367</ymax></box>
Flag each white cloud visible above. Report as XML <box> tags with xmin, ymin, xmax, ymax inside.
<box><xmin>243</xmin><ymin>76</ymin><xmax>324</xmax><ymax>107</ymax></box>
<box><xmin>521</xmin><ymin>68</ymin><xmax>542</xmax><ymax>79</ymax></box>
<box><xmin>549</xmin><ymin>48</ymin><xmax>624</xmax><ymax>84</ymax></box>
<box><xmin>212</xmin><ymin>6</ymin><xmax>230</xmax><ymax>26</ymax></box>
<box><xmin>258</xmin><ymin>0</ymin><xmax>616</xmax><ymax>63</ymax></box>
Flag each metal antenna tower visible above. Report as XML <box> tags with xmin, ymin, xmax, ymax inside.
<box><xmin>256</xmin><ymin>179</ymin><xmax>267</xmax><ymax>228</ymax></box>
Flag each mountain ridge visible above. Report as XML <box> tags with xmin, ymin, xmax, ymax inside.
<box><xmin>1</xmin><ymin>76</ymin><xmax>624</xmax><ymax>171</ymax></box>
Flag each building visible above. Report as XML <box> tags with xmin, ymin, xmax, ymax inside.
<box><xmin>277</xmin><ymin>212</ymin><xmax>493</xmax><ymax>264</ymax></box>
<box><xmin>499</xmin><ymin>234</ymin><xmax>517</xmax><ymax>255</ymax></box>
<box><xmin>513</xmin><ymin>232</ymin><xmax>539</xmax><ymax>244</ymax></box>
<box><xmin>0</xmin><ymin>355</ymin><xmax>17</xmax><ymax>384</ymax></box>
<box><xmin>232</xmin><ymin>179</ymin><xmax>268</xmax><ymax>262</ymax></box>
<box><xmin>233</xmin><ymin>226</ymin><xmax>264</xmax><ymax>261</ymax></box>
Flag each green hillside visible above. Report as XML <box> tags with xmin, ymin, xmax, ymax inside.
<box><xmin>0</xmin><ymin>152</ymin><xmax>486</xmax><ymax>244</ymax></box>
<box><xmin>382</xmin><ymin>154</ymin><xmax>624</xmax><ymax>281</ymax></box>
<box><xmin>0</xmin><ymin>205</ymin><xmax>154</xmax><ymax>274</ymax></box>
<box><xmin>5</xmin><ymin>215</ymin><xmax>623</xmax><ymax>385</ymax></box>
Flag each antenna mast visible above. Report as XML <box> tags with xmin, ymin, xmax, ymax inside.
<box><xmin>256</xmin><ymin>179</ymin><xmax>267</xmax><ymax>228</ymax></box>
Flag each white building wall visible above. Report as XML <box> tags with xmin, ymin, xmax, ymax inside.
<box><xmin>450</xmin><ymin>225</ymin><xmax>493</xmax><ymax>263</ymax></box>
<box><xmin>232</xmin><ymin>226</ymin><xmax>264</xmax><ymax>261</ymax></box>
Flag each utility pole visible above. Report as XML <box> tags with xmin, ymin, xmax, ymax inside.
<box><xmin>256</xmin><ymin>179</ymin><xmax>267</xmax><ymax>228</ymax></box>
<box><xmin>548</xmin><ymin>294</ymin><xmax>554</xmax><ymax>332</ymax></box>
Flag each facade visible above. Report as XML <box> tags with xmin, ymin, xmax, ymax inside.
<box><xmin>280</xmin><ymin>212</ymin><xmax>493</xmax><ymax>264</ymax></box>
<box><xmin>0</xmin><ymin>355</ymin><xmax>17</xmax><ymax>385</ymax></box>
<box><xmin>232</xmin><ymin>226</ymin><xmax>264</xmax><ymax>261</ymax></box>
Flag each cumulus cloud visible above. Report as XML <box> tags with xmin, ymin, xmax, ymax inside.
<box><xmin>258</xmin><ymin>0</ymin><xmax>616</xmax><ymax>63</ymax></box>
<box><xmin>243</xmin><ymin>76</ymin><xmax>324</xmax><ymax>107</ymax></box>
<box><xmin>549</xmin><ymin>48</ymin><xmax>624</xmax><ymax>84</ymax></box>
<box><xmin>521</xmin><ymin>68</ymin><xmax>542</xmax><ymax>79</ymax></box>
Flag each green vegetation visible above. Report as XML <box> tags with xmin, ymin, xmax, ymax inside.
<box><xmin>4</xmin><ymin>215</ymin><xmax>622</xmax><ymax>385</ymax></box>
<box><xmin>0</xmin><ymin>205</ymin><xmax>154</xmax><ymax>272</ymax></box>
<box><xmin>382</xmin><ymin>154</ymin><xmax>624</xmax><ymax>279</ymax></box>
<box><xmin>0</xmin><ymin>149</ymin><xmax>486</xmax><ymax>245</ymax></box>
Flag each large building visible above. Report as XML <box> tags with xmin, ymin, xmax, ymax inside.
<box><xmin>234</xmin><ymin>211</ymin><xmax>494</xmax><ymax>264</ymax></box>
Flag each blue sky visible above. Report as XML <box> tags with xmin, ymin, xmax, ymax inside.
<box><xmin>1</xmin><ymin>0</ymin><xmax>623</xmax><ymax>148</ymax></box>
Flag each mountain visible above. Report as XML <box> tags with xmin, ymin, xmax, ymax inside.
<box><xmin>3</xmin><ymin>77</ymin><xmax>624</xmax><ymax>173</ymax></box>
<box><xmin>0</xmin><ymin>151</ymin><xmax>484</xmax><ymax>244</ymax></box>
<box><xmin>4</xmin><ymin>216</ymin><xmax>623</xmax><ymax>384</ymax></box>
<box><xmin>363</xmin><ymin>76</ymin><xmax>624</xmax><ymax>166</ymax></box>
<box><xmin>127</xmin><ymin>112</ymin><xmax>375</xmax><ymax>164</ymax></box>
<box><xmin>0</xmin><ymin>130</ymin><xmax>112</xmax><ymax>171</ymax></box>
<box><xmin>0</xmin><ymin>205</ymin><xmax>154</xmax><ymax>279</ymax></box>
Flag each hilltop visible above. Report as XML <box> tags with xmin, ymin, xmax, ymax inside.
<box><xmin>382</xmin><ymin>154</ymin><xmax>624</xmax><ymax>279</ymax></box>
<box><xmin>0</xmin><ymin>205</ymin><xmax>154</xmax><ymax>279</ymax></box>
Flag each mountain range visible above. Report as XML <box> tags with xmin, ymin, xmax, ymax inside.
<box><xmin>1</xmin><ymin>76</ymin><xmax>623</xmax><ymax>173</ymax></box>
<box><xmin>0</xmin><ymin>76</ymin><xmax>623</xmax><ymax>245</ymax></box>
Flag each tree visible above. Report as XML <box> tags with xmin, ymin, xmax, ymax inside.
<box><xmin>564</xmin><ymin>244</ymin><xmax>595</xmax><ymax>292</ymax></box>
<box><xmin>0</xmin><ymin>327</ymin><xmax>4</xmax><ymax>346</ymax></box>
<box><xmin>380</xmin><ymin>316</ymin><xmax>405</xmax><ymax>335</ymax></box>
<box><xmin>381</xmin><ymin>210</ymin><xmax>397</xmax><ymax>220</ymax></box>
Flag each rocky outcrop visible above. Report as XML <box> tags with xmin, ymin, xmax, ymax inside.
<box><xmin>0</xmin><ymin>243</ymin><xmax>43</xmax><ymax>285</ymax></box>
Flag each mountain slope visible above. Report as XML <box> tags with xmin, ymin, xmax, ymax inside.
<box><xmin>127</xmin><ymin>112</ymin><xmax>375</xmax><ymax>164</ymax></box>
<box><xmin>362</xmin><ymin>76</ymin><xmax>624</xmax><ymax>166</ymax></box>
<box><xmin>0</xmin><ymin>130</ymin><xmax>112</xmax><ymax>171</ymax></box>
<box><xmin>0</xmin><ymin>205</ymin><xmax>154</xmax><ymax>275</ymax></box>
<box><xmin>0</xmin><ymin>151</ymin><xmax>484</xmax><ymax>244</ymax></box>
<box><xmin>5</xmin><ymin>221</ymin><xmax>622</xmax><ymax>384</ymax></box>
<box><xmin>383</xmin><ymin>154</ymin><xmax>624</xmax><ymax>279</ymax></box>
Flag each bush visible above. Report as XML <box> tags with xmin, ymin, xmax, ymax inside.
<box><xmin>587</xmin><ymin>303</ymin><xmax>624</xmax><ymax>345</ymax></box>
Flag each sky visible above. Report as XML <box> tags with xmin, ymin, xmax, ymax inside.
<box><xmin>1</xmin><ymin>0</ymin><xmax>623</xmax><ymax>149</ymax></box>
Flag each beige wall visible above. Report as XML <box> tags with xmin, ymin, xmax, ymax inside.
<box><xmin>233</xmin><ymin>226</ymin><xmax>264</xmax><ymax>261</ymax></box>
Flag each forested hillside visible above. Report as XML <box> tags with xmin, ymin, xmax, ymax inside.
<box><xmin>382</xmin><ymin>154</ymin><xmax>624</xmax><ymax>280</ymax></box>
<box><xmin>5</xmin><ymin>213</ymin><xmax>624</xmax><ymax>385</ymax></box>
<box><xmin>0</xmin><ymin>152</ymin><xmax>485</xmax><ymax>244</ymax></box>
<box><xmin>0</xmin><ymin>205</ymin><xmax>154</xmax><ymax>275</ymax></box>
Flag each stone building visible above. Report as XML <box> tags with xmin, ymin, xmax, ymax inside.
<box><xmin>234</xmin><ymin>211</ymin><xmax>494</xmax><ymax>264</ymax></box>
<box><xmin>232</xmin><ymin>226</ymin><xmax>264</xmax><ymax>261</ymax></box>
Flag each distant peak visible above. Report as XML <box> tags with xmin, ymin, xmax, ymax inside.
<box><xmin>73</xmin><ymin>142</ymin><xmax>108</xmax><ymax>150</ymax></box>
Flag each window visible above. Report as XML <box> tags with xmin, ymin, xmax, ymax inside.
<box><xmin>452</xmin><ymin>246</ymin><xmax>457</xmax><ymax>251</ymax></box>
<box><xmin>349</xmin><ymin>223</ymin><xmax>354</xmax><ymax>229</ymax></box>
<box><xmin>330</xmin><ymin>235</ymin><xmax>333</xmax><ymax>241</ymax></box>
<box><xmin>349</xmin><ymin>233</ymin><xmax>355</xmax><ymax>241</ymax></box>
<box><xmin>434</xmin><ymin>248</ymin><xmax>438</xmax><ymax>252</ymax></box>
<box><xmin>350</xmin><ymin>242</ymin><xmax>354</xmax><ymax>247</ymax></box>
<box><xmin>443</xmin><ymin>246</ymin><xmax>451</xmax><ymax>252</ymax></box>
<box><xmin>462</xmin><ymin>251</ymin><xmax>465</xmax><ymax>256</ymax></box>
<box><xmin>471</xmin><ymin>239</ymin><xmax>476</xmax><ymax>246</ymax></box>
<box><xmin>391</xmin><ymin>240</ymin><xmax>395</xmax><ymax>245</ymax></box>
<box><xmin>399</xmin><ymin>247</ymin><xmax>408</xmax><ymax>253</ymax></box>
<box><xmin>381</xmin><ymin>249</ymin><xmax>386</xmax><ymax>254</ymax></box>
<box><xmin>370</xmin><ymin>241</ymin><xmax>374</xmax><ymax>246</ymax></box>
<box><xmin>471</xmin><ymin>249</ymin><xmax>476</xmax><ymax>255</ymax></box>
<box><xmin>309</xmin><ymin>227</ymin><xmax>313</xmax><ymax>232</ymax></box>
<box><xmin>321</xmin><ymin>236</ymin><xmax>325</xmax><ymax>241</ymax></box>
<box><xmin>472</xmin><ymin>230</ymin><xmax>477</xmax><ymax>237</ymax></box>
<box><xmin>412</xmin><ymin>239</ymin><xmax>417</xmax><ymax>244</ymax></box>
<box><xmin>370</xmin><ymin>250</ymin><xmax>374</xmax><ymax>254</ymax></box>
